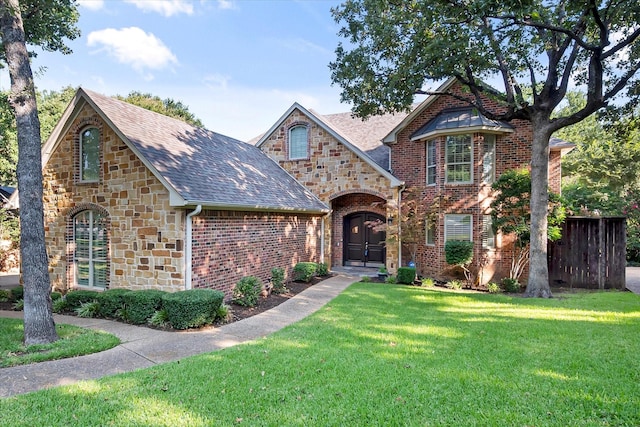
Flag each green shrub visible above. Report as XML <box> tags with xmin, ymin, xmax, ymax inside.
<box><xmin>97</xmin><ymin>288</ymin><xmax>131</xmax><ymax>318</ymax></box>
<box><xmin>447</xmin><ymin>280</ymin><xmax>463</xmax><ymax>290</ymax></box>
<box><xmin>162</xmin><ymin>289</ymin><xmax>224</xmax><ymax>330</ymax></box>
<box><xmin>397</xmin><ymin>267</ymin><xmax>416</xmax><ymax>284</ymax></box>
<box><xmin>487</xmin><ymin>282</ymin><xmax>501</xmax><ymax>294</ymax></box>
<box><xmin>420</xmin><ymin>277</ymin><xmax>435</xmax><ymax>288</ymax></box>
<box><xmin>445</xmin><ymin>240</ymin><xmax>474</xmax><ymax>266</ymax></box>
<box><xmin>232</xmin><ymin>276</ymin><xmax>262</xmax><ymax>307</ymax></box>
<box><xmin>12</xmin><ymin>299</ymin><xmax>23</xmax><ymax>311</ymax></box>
<box><xmin>501</xmin><ymin>278</ymin><xmax>521</xmax><ymax>293</ymax></box>
<box><xmin>65</xmin><ymin>290</ymin><xmax>99</xmax><ymax>311</ymax></box>
<box><xmin>316</xmin><ymin>262</ymin><xmax>329</xmax><ymax>276</ymax></box>
<box><xmin>148</xmin><ymin>309</ymin><xmax>169</xmax><ymax>328</ymax></box>
<box><xmin>293</xmin><ymin>262</ymin><xmax>317</xmax><ymax>282</ymax></box>
<box><xmin>52</xmin><ymin>297</ymin><xmax>69</xmax><ymax>313</ymax></box>
<box><xmin>75</xmin><ymin>301</ymin><xmax>101</xmax><ymax>318</ymax></box>
<box><xmin>385</xmin><ymin>275</ymin><xmax>397</xmax><ymax>284</ymax></box>
<box><xmin>0</xmin><ymin>289</ymin><xmax>10</xmax><ymax>302</ymax></box>
<box><xmin>9</xmin><ymin>286</ymin><xmax>23</xmax><ymax>302</ymax></box>
<box><xmin>215</xmin><ymin>303</ymin><xmax>232</xmax><ymax>323</ymax></box>
<box><xmin>123</xmin><ymin>290</ymin><xmax>166</xmax><ymax>325</ymax></box>
<box><xmin>50</xmin><ymin>291</ymin><xmax>62</xmax><ymax>301</ymax></box>
<box><xmin>271</xmin><ymin>267</ymin><xmax>287</xmax><ymax>294</ymax></box>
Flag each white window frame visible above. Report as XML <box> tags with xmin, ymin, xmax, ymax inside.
<box><xmin>426</xmin><ymin>139</ymin><xmax>436</xmax><ymax>185</ymax></box>
<box><xmin>482</xmin><ymin>214</ymin><xmax>496</xmax><ymax>250</ymax></box>
<box><xmin>288</xmin><ymin>125</ymin><xmax>308</xmax><ymax>160</ymax></box>
<box><xmin>444</xmin><ymin>214</ymin><xmax>473</xmax><ymax>242</ymax></box>
<box><xmin>80</xmin><ymin>127</ymin><xmax>100</xmax><ymax>183</ymax></box>
<box><xmin>74</xmin><ymin>210</ymin><xmax>107</xmax><ymax>289</ymax></box>
<box><xmin>482</xmin><ymin>134</ymin><xmax>496</xmax><ymax>184</ymax></box>
<box><xmin>445</xmin><ymin>134</ymin><xmax>473</xmax><ymax>184</ymax></box>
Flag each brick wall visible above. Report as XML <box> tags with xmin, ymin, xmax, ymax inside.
<box><xmin>259</xmin><ymin>108</ymin><xmax>399</xmax><ymax>270</ymax></box>
<box><xmin>43</xmin><ymin>104</ymin><xmax>186</xmax><ymax>292</ymax></box>
<box><xmin>190</xmin><ymin>210</ymin><xmax>323</xmax><ymax>300</ymax></box>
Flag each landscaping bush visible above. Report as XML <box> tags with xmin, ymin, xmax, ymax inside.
<box><xmin>232</xmin><ymin>276</ymin><xmax>262</xmax><ymax>307</ymax></box>
<box><xmin>447</xmin><ymin>280</ymin><xmax>463</xmax><ymax>290</ymax></box>
<box><xmin>271</xmin><ymin>267</ymin><xmax>286</xmax><ymax>294</ymax></box>
<box><xmin>487</xmin><ymin>282</ymin><xmax>501</xmax><ymax>294</ymax></box>
<box><xmin>162</xmin><ymin>289</ymin><xmax>224</xmax><ymax>330</ymax></box>
<box><xmin>123</xmin><ymin>290</ymin><xmax>167</xmax><ymax>325</ymax></box>
<box><xmin>293</xmin><ymin>262</ymin><xmax>317</xmax><ymax>282</ymax></box>
<box><xmin>75</xmin><ymin>301</ymin><xmax>100</xmax><ymax>318</ymax></box>
<box><xmin>97</xmin><ymin>288</ymin><xmax>131</xmax><ymax>318</ymax></box>
<box><xmin>52</xmin><ymin>297</ymin><xmax>68</xmax><ymax>313</ymax></box>
<box><xmin>0</xmin><ymin>289</ymin><xmax>10</xmax><ymax>302</ymax></box>
<box><xmin>316</xmin><ymin>262</ymin><xmax>329</xmax><ymax>276</ymax></box>
<box><xmin>420</xmin><ymin>277</ymin><xmax>435</xmax><ymax>288</ymax></box>
<box><xmin>501</xmin><ymin>278</ymin><xmax>521</xmax><ymax>293</ymax></box>
<box><xmin>65</xmin><ymin>290</ymin><xmax>100</xmax><ymax>311</ymax></box>
<box><xmin>9</xmin><ymin>286</ymin><xmax>23</xmax><ymax>302</ymax></box>
<box><xmin>397</xmin><ymin>267</ymin><xmax>416</xmax><ymax>284</ymax></box>
<box><xmin>385</xmin><ymin>275</ymin><xmax>397</xmax><ymax>284</ymax></box>
<box><xmin>148</xmin><ymin>308</ymin><xmax>169</xmax><ymax>328</ymax></box>
<box><xmin>445</xmin><ymin>240</ymin><xmax>474</xmax><ymax>266</ymax></box>
<box><xmin>12</xmin><ymin>299</ymin><xmax>23</xmax><ymax>311</ymax></box>
<box><xmin>51</xmin><ymin>291</ymin><xmax>62</xmax><ymax>301</ymax></box>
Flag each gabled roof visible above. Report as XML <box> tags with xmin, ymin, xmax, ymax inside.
<box><xmin>255</xmin><ymin>103</ymin><xmax>404</xmax><ymax>188</ymax></box>
<box><xmin>32</xmin><ymin>89</ymin><xmax>329</xmax><ymax>213</ymax></box>
<box><xmin>410</xmin><ymin>107</ymin><xmax>514</xmax><ymax>141</ymax></box>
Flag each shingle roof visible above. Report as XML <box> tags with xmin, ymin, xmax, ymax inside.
<box><xmin>410</xmin><ymin>107</ymin><xmax>514</xmax><ymax>140</ymax></box>
<box><xmin>81</xmin><ymin>89</ymin><xmax>328</xmax><ymax>213</ymax></box>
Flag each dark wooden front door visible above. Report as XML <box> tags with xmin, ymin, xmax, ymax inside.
<box><xmin>344</xmin><ymin>213</ymin><xmax>386</xmax><ymax>265</ymax></box>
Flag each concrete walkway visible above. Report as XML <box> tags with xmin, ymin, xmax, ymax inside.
<box><xmin>0</xmin><ymin>273</ymin><xmax>357</xmax><ymax>398</ymax></box>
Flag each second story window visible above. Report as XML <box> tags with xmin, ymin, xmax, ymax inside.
<box><xmin>445</xmin><ymin>134</ymin><xmax>472</xmax><ymax>184</ymax></box>
<box><xmin>80</xmin><ymin>127</ymin><xmax>100</xmax><ymax>182</ymax></box>
<box><xmin>482</xmin><ymin>134</ymin><xmax>496</xmax><ymax>184</ymax></box>
<box><xmin>426</xmin><ymin>140</ymin><xmax>436</xmax><ymax>185</ymax></box>
<box><xmin>288</xmin><ymin>125</ymin><xmax>308</xmax><ymax>160</ymax></box>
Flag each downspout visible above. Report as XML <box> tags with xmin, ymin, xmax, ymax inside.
<box><xmin>185</xmin><ymin>205</ymin><xmax>202</xmax><ymax>290</ymax></box>
<box><xmin>397</xmin><ymin>186</ymin><xmax>405</xmax><ymax>270</ymax></box>
<box><xmin>320</xmin><ymin>214</ymin><xmax>327</xmax><ymax>264</ymax></box>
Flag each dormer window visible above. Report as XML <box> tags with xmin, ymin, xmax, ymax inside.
<box><xmin>288</xmin><ymin>125</ymin><xmax>308</xmax><ymax>160</ymax></box>
<box><xmin>80</xmin><ymin>127</ymin><xmax>100</xmax><ymax>182</ymax></box>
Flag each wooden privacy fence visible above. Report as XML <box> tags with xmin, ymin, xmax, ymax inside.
<box><xmin>548</xmin><ymin>216</ymin><xmax>626</xmax><ymax>289</ymax></box>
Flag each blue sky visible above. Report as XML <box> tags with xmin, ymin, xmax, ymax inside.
<box><xmin>5</xmin><ymin>0</ymin><xmax>350</xmax><ymax>141</ymax></box>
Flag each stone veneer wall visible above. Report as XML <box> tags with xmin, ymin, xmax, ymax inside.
<box><xmin>43</xmin><ymin>104</ymin><xmax>186</xmax><ymax>292</ymax></box>
<box><xmin>190</xmin><ymin>210</ymin><xmax>323</xmax><ymax>300</ymax></box>
<box><xmin>258</xmin><ymin>108</ymin><xmax>398</xmax><ymax>270</ymax></box>
<box><xmin>389</xmin><ymin>81</ymin><xmax>557</xmax><ymax>284</ymax></box>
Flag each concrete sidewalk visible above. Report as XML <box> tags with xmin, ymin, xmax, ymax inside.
<box><xmin>0</xmin><ymin>273</ymin><xmax>357</xmax><ymax>398</ymax></box>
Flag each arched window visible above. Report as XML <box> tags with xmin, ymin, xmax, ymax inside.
<box><xmin>74</xmin><ymin>210</ymin><xmax>107</xmax><ymax>288</ymax></box>
<box><xmin>288</xmin><ymin>125</ymin><xmax>308</xmax><ymax>160</ymax></box>
<box><xmin>80</xmin><ymin>127</ymin><xmax>100</xmax><ymax>182</ymax></box>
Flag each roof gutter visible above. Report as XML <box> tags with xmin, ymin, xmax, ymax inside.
<box><xmin>185</xmin><ymin>204</ymin><xmax>202</xmax><ymax>290</ymax></box>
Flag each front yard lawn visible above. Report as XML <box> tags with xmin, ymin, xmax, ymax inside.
<box><xmin>0</xmin><ymin>318</ymin><xmax>120</xmax><ymax>367</ymax></box>
<box><xmin>1</xmin><ymin>283</ymin><xmax>638</xmax><ymax>426</ymax></box>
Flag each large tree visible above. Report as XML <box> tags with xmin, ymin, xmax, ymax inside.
<box><xmin>0</xmin><ymin>0</ymin><xmax>79</xmax><ymax>344</ymax></box>
<box><xmin>116</xmin><ymin>92</ymin><xmax>204</xmax><ymax>128</ymax></box>
<box><xmin>330</xmin><ymin>0</ymin><xmax>640</xmax><ymax>297</ymax></box>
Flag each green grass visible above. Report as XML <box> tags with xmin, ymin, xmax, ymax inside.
<box><xmin>1</xmin><ymin>283</ymin><xmax>639</xmax><ymax>426</ymax></box>
<box><xmin>0</xmin><ymin>318</ymin><xmax>120</xmax><ymax>367</ymax></box>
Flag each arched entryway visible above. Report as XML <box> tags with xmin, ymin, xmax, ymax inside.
<box><xmin>343</xmin><ymin>212</ymin><xmax>386</xmax><ymax>267</ymax></box>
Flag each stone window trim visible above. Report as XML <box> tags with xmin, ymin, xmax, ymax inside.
<box><xmin>72</xmin><ymin>117</ymin><xmax>103</xmax><ymax>185</ymax></box>
<box><xmin>65</xmin><ymin>203</ymin><xmax>111</xmax><ymax>291</ymax></box>
<box><xmin>287</xmin><ymin>122</ymin><xmax>310</xmax><ymax>160</ymax></box>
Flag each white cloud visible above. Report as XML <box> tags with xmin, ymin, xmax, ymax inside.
<box><xmin>217</xmin><ymin>0</ymin><xmax>235</xmax><ymax>10</ymax></box>
<box><xmin>124</xmin><ymin>0</ymin><xmax>194</xmax><ymax>17</ymax></box>
<box><xmin>77</xmin><ymin>0</ymin><xmax>104</xmax><ymax>11</ymax></box>
<box><xmin>87</xmin><ymin>27</ymin><xmax>178</xmax><ymax>77</ymax></box>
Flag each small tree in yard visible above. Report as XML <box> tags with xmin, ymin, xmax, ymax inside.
<box><xmin>444</xmin><ymin>240</ymin><xmax>474</xmax><ymax>286</ymax></box>
<box><xmin>491</xmin><ymin>169</ymin><xmax>566</xmax><ymax>282</ymax></box>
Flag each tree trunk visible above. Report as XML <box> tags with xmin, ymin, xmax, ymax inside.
<box><xmin>525</xmin><ymin>117</ymin><xmax>553</xmax><ymax>298</ymax></box>
<box><xmin>0</xmin><ymin>0</ymin><xmax>58</xmax><ymax>344</ymax></box>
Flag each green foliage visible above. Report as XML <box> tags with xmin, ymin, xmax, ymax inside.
<box><xmin>52</xmin><ymin>297</ymin><xmax>68</xmax><ymax>313</ymax></box>
<box><xmin>97</xmin><ymin>289</ymin><xmax>131</xmax><ymax>318</ymax></box>
<box><xmin>148</xmin><ymin>309</ymin><xmax>169</xmax><ymax>328</ymax></box>
<box><xmin>501</xmin><ymin>278</ymin><xmax>521</xmax><ymax>293</ymax></box>
<box><xmin>444</xmin><ymin>240</ymin><xmax>474</xmax><ymax>266</ymax></box>
<box><xmin>232</xmin><ymin>276</ymin><xmax>262</xmax><ymax>307</ymax></box>
<box><xmin>37</xmin><ymin>86</ymin><xmax>77</xmax><ymax>143</ymax></box>
<box><xmin>0</xmin><ymin>289</ymin><xmax>9</xmax><ymax>302</ymax></box>
<box><xmin>64</xmin><ymin>290</ymin><xmax>99</xmax><ymax>311</ymax></box>
<box><xmin>270</xmin><ymin>267</ymin><xmax>287</xmax><ymax>294</ymax></box>
<box><xmin>397</xmin><ymin>267</ymin><xmax>416</xmax><ymax>284</ymax></box>
<box><xmin>50</xmin><ymin>291</ymin><xmax>62</xmax><ymax>301</ymax></box>
<box><xmin>486</xmin><ymin>282</ymin><xmax>501</xmax><ymax>294</ymax></box>
<box><xmin>75</xmin><ymin>301</ymin><xmax>100</xmax><ymax>318</ymax></box>
<box><xmin>9</xmin><ymin>286</ymin><xmax>23</xmax><ymax>301</ymax></box>
<box><xmin>122</xmin><ymin>290</ymin><xmax>166</xmax><ymax>325</ymax></box>
<box><xmin>293</xmin><ymin>262</ymin><xmax>317</xmax><ymax>282</ymax></box>
<box><xmin>447</xmin><ymin>280</ymin><xmax>463</xmax><ymax>290</ymax></box>
<box><xmin>215</xmin><ymin>304</ymin><xmax>232</xmax><ymax>323</ymax></box>
<box><xmin>116</xmin><ymin>92</ymin><xmax>204</xmax><ymax>127</ymax></box>
<box><xmin>316</xmin><ymin>262</ymin><xmax>329</xmax><ymax>276</ymax></box>
<box><xmin>420</xmin><ymin>277</ymin><xmax>435</xmax><ymax>288</ymax></box>
<box><xmin>12</xmin><ymin>299</ymin><xmax>23</xmax><ymax>311</ymax></box>
<box><xmin>162</xmin><ymin>289</ymin><xmax>224</xmax><ymax>330</ymax></box>
<box><xmin>0</xmin><ymin>208</ymin><xmax>19</xmax><ymax>245</ymax></box>
<box><xmin>385</xmin><ymin>275</ymin><xmax>397</xmax><ymax>284</ymax></box>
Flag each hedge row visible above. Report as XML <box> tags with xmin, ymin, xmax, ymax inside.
<box><xmin>292</xmin><ymin>262</ymin><xmax>329</xmax><ymax>282</ymax></box>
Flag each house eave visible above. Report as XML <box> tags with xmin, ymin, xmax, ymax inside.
<box><xmin>175</xmin><ymin>200</ymin><xmax>330</xmax><ymax>215</ymax></box>
<box><xmin>410</xmin><ymin>125</ymin><xmax>515</xmax><ymax>141</ymax></box>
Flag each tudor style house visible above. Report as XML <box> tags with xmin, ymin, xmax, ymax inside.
<box><xmin>11</xmin><ymin>89</ymin><xmax>328</xmax><ymax>299</ymax></box>
<box><xmin>258</xmin><ymin>78</ymin><xmax>573</xmax><ymax>284</ymax></box>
